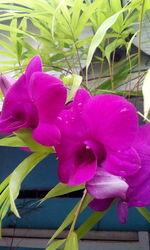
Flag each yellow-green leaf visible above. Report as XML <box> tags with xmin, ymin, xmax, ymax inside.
<box><xmin>142</xmin><ymin>69</ymin><xmax>150</xmax><ymax>118</ymax></box>
<box><xmin>64</xmin><ymin>232</ymin><xmax>78</xmax><ymax>250</ymax></box>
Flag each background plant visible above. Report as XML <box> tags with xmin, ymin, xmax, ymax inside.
<box><xmin>0</xmin><ymin>1</ymin><xmax>150</xmax><ymax>250</ymax></box>
<box><xmin>0</xmin><ymin>0</ymin><xmax>149</xmax><ymax>93</ymax></box>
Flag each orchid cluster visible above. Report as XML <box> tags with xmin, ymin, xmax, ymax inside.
<box><xmin>0</xmin><ymin>56</ymin><xmax>150</xmax><ymax>224</ymax></box>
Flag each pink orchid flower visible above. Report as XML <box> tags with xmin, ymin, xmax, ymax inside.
<box><xmin>55</xmin><ymin>89</ymin><xmax>150</xmax><ymax>223</ymax></box>
<box><xmin>0</xmin><ymin>56</ymin><xmax>67</xmax><ymax>146</ymax></box>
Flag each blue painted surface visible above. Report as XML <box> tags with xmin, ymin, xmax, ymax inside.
<box><xmin>0</xmin><ymin>146</ymin><xmax>150</xmax><ymax>234</ymax></box>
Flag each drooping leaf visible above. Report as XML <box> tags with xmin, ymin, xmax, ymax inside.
<box><xmin>9</xmin><ymin>152</ymin><xmax>49</xmax><ymax>217</ymax></box>
<box><xmin>40</xmin><ymin>183</ymin><xmax>85</xmax><ymax>203</ymax></box>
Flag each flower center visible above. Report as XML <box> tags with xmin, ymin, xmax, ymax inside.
<box><xmin>75</xmin><ymin>140</ymin><xmax>106</xmax><ymax>167</ymax></box>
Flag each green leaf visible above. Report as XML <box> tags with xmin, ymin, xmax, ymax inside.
<box><xmin>109</xmin><ymin>0</ymin><xmax>123</xmax><ymax>32</ymax></box>
<box><xmin>76</xmin><ymin>211</ymin><xmax>108</xmax><ymax>240</ymax></box>
<box><xmin>0</xmin><ymin>187</ymin><xmax>9</xmax><ymax>207</ymax></box>
<box><xmin>0</xmin><ymin>176</ymin><xmax>10</xmax><ymax>194</ymax></box>
<box><xmin>95</xmin><ymin>56</ymin><xmax>137</xmax><ymax>91</ymax></box>
<box><xmin>64</xmin><ymin>232</ymin><xmax>78</xmax><ymax>250</ymax></box>
<box><xmin>142</xmin><ymin>69</ymin><xmax>150</xmax><ymax>118</ymax></box>
<box><xmin>136</xmin><ymin>207</ymin><xmax>150</xmax><ymax>223</ymax></box>
<box><xmin>71</xmin><ymin>0</ymin><xmax>83</xmax><ymax>32</ymax></box>
<box><xmin>0</xmin><ymin>136</ymin><xmax>27</xmax><ymax>147</ymax></box>
<box><xmin>105</xmin><ymin>38</ymin><xmax>126</xmax><ymax>63</ymax></box>
<box><xmin>46</xmin><ymin>239</ymin><xmax>66</xmax><ymax>250</ymax></box>
<box><xmin>86</xmin><ymin>9</ymin><xmax>126</xmax><ymax>72</ymax></box>
<box><xmin>67</xmin><ymin>74</ymin><xmax>82</xmax><ymax>102</ymax></box>
<box><xmin>48</xmin><ymin>194</ymin><xmax>93</xmax><ymax>243</ymax></box>
<box><xmin>9</xmin><ymin>152</ymin><xmax>49</xmax><ymax>217</ymax></box>
<box><xmin>51</xmin><ymin>0</ymin><xmax>65</xmax><ymax>38</ymax></box>
<box><xmin>15</xmin><ymin>128</ymin><xmax>53</xmax><ymax>153</ymax></box>
<box><xmin>40</xmin><ymin>183</ymin><xmax>85</xmax><ymax>203</ymax></box>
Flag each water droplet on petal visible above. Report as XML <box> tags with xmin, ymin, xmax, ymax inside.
<box><xmin>78</xmin><ymin>102</ymin><xmax>82</xmax><ymax>106</ymax></box>
<box><xmin>120</xmin><ymin>108</ymin><xmax>128</xmax><ymax>113</ymax></box>
<box><xmin>58</xmin><ymin>116</ymin><xmax>62</xmax><ymax>121</ymax></box>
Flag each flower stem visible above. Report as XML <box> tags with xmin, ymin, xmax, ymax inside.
<box><xmin>68</xmin><ymin>189</ymin><xmax>87</xmax><ymax>236</ymax></box>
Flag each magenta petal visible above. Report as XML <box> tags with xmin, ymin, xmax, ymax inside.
<box><xmin>89</xmin><ymin>198</ymin><xmax>113</xmax><ymax>211</ymax></box>
<box><xmin>0</xmin><ymin>74</ymin><xmax>38</xmax><ymax>133</ymax></box>
<box><xmin>82</xmin><ymin>95</ymin><xmax>138</xmax><ymax>150</ymax></box>
<box><xmin>86</xmin><ymin>168</ymin><xmax>128</xmax><ymax>200</ymax></box>
<box><xmin>102</xmin><ymin>147</ymin><xmax>141</xmax><ymax>177</ymax></box>
<box><xmin>32</xmin><ymin>123</ymin><xmax>61</xmax><ymax>146</ymax></box>
<box><xmin>0</xmin><ymin>74</ymin><xmax>15</xmax><ymax>96</ymax></box>
<box><xmin>73</xmin><ymin>88</ymin><xmax>91</xmax><ymax>106</ymax></box>
<box><xmin>126</xmin><ymin>132</ymin><xmax>150</xmax><ymax>207</ymax></box>
<box><xmin>117</xmin><ymin>201</ymin><xmax>128</xmax><ymax>224</ymax></box>
<box><xmin>58</xmin><ymin>142</ymin><xmax>97</xmax><ymax>186</ymax></box>
<box><xmin>29</xmin><ymin>72</ymin><xmax>67</xmax><ymax>122</ymax></box>
<box><xmin>25</xmin><ymin>56</ymin><xmax>42</xmax><ymax>83</ymax></box>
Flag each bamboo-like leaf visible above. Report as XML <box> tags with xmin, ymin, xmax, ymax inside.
<box><xmin>40</xmin><ymin>183</ymin><xmax>85</xmax><ymax>203</ymax></box>
<box><xmin>48</xmin><ymin>194</ymin><xmax>92</xmax><ymax>243</ymax></box>
<box><xmin>105</xmin><ymin>38</ymin><xmax>126</xmax><ymax>63</ymax></box>
<box><xmin>46</xmin><ymin>239</ymin><xmax>66</xmax><ymax>250</ymax></box>
<box><xmin>142</xmin><ymin>69</ymin><xmax>150</xmax><ymax>118</ymax></box>
<box><xmin>95</xmin><ymin>56</ymin><xmax>137</xmax><ymax>91</ymax></box>
<box><xmin>71</xmin><ymin>0</ymin><xmax>83</xmax><ymax>32</ymax></box>
<box><xmin>64</xmin><ymin>232</ymin><xmax>78</xmax><ymax>250</ymax></box>
<box><xmin>109</xmin><ymin>0</ymin><xmax>123</xmax><ymax>32</ymax></box>
<box><xmin>86</xmin><ymin>9</ymin><xmax>126</xmax><ymax>72</ymax></box>
<box><xmin>51</xmin><ymin>0</ymin><xmax>65</xmax><ymax>38</ymax></box>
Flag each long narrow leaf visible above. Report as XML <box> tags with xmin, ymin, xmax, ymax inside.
<box><xmin>9</xmin><ymin>152</ymin><xmax>49</xmax><ymax>217</ymax></box>
<box><xmin>40</xmin><ymin>183</ymin><xmax>85</xmax><ymax>203</ymax></box>
<box><xmin>0</xmin><ymin>136</ymin><xmax>27</xmax><ymax>147</ymax></box>
<box><xmin>136</xmin><ymin>207</ymin><xmax>150</xmax><ymax>223</ymax></box>
<box><xmin>49</xmin><ymin>194</ymin><xmax>92</xmax><ymax>243</ymax></box>
<box><xmin>86</xmin><ymin>9</ymin><xmax>126</xmax><ymax>72</ymax></box>
<box><xmin>46</xmin><ymin>239</ymin><xmax>66</xmax><ymax>250</ymax></box>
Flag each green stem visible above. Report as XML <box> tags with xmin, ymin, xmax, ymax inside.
<box><xmin>68</xmin><ymin>189</ymin><xmax>87</xmax><ymax>236</ymax></box>
<box><xmin>138</xmin><ymin>0</ymin><xmax>145</xmax><ymax>80</ymax></box>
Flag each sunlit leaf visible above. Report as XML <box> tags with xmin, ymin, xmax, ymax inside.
<box><xmin>142</xmin><ymin>69</ymin><xmax>150</xmax><ymax>118</ymax></box>
<box><xmin>86</xmin><ymin>9</ymin><xmax>126</xmax><ymax>72</ymax></box>
<box><xmin>67</xmin><ymin>74</ymin><xmax>82</xmax><ymax>102</ymax></box>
